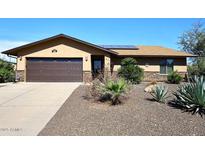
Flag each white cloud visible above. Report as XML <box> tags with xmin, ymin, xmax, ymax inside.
<box><xmin>0</xmin><ymin>40</ymin><xmax>29</xmax><ymax>62</ymax></box>
<box><xmin>0</xmin><ymin>40</ymin><xmax>28</xmax><ymax>51</ymax></box>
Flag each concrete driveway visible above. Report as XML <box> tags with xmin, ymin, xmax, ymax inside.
<box><xmin>0</xmin><ymin>82</ymin><xmax>80</xmax><ymax>136</ymax></box>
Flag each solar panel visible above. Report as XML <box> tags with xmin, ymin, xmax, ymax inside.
<box><xmin>99</xmin><ymin>45</ymin><xmax>138</xmax><ymax>49</ymax></box>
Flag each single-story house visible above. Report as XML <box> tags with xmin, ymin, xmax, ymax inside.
<box><xmin>2</xmin><ymin>34</ymin><xmax>195</xmax><ymax>82</ymax></box>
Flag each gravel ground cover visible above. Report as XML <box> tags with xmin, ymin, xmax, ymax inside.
<box><xmin>39</xmin><ymin>83</ymin><xmax>205</xmax><ymax>136</ymax></box>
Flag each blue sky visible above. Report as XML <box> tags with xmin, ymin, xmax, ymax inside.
<box><xmin>0</xmin><ymin>18</ymin><xmax>204</xmax><ymax>61</ymax></box>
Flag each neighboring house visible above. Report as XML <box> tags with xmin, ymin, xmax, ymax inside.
<box><xmin>2</xmin><ymin>34</ymin><xmax>195</xmax><ymax>82</ymax></box>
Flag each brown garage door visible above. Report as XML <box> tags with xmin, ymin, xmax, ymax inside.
<box><xmin>26</xmin><ymin>58</ymin><xmax>83</xmax><ymax>82</ymax></box>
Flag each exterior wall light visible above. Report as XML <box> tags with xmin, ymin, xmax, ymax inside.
<box><xmin>85</xmin><ymin>56</ymin><xmax>88</xmax><ymax>62</ymax></box>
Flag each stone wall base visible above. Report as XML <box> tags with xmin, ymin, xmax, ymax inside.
<box><xmin>83</xmin><ymin>71</ymin><xmax>118</xmax><ymax>83</ymax></box>
<box><xmin>111</xmin><ymin>71</ymin><xmax>186</xmax><ymax>82</ymax></box>
<box><xmin>144</xmin><ymin>72</ymin><xmax>186</xmax><ymax>82</ymax></box>
<box><xmin>16</xmin><ymin>70</ymin><xmax>24</xmax><ymax>81</ymax></box>
<box><xmin>83</xmin><ymin>71</ymin><xmax>92</xmax><ymax>83</ymax></box>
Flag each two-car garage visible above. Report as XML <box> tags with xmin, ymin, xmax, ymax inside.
<box><xmin>2</xmin><ymin>34</ymin><xmax>116</xmax><ymax>82</ymax></box>
<box><xmin>26</xmin><ymin>58</ymin><xmax>83</xmax><ymax>82</ymax></box>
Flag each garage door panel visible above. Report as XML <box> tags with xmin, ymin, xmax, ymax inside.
<box><xmin>27</xmin><ymin>76</ymin><xmax>81</xmax><ymax>82</ymax></box>
<box><xmin>27</xmin><ymin>62</ymin><xmax>69</xmax><ymax>69</ymax></box>
<box><xmin>26</xmin><ymin>58</ymin><xmax>83</xmax><ymax>82</ymax></box>
<box><xmin>27</xmin><ymin>69</ymin><xmax>82</xmax><ymax>75</ymax></box>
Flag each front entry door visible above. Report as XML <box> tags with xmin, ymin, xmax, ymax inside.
<box><xmin>91</xmin><ymin>56</ymin><xmax>104</xmax><ymax>78</ymax></box>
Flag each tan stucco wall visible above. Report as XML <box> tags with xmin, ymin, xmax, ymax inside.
<box><xmin>16</xmin><ymin>37</ymin><xmax>110</xmax><ymax>72</ymax></box>
<box><xmin>15</xmin><ymin>37</ymin><xmax>187</xmax><ymax>77</ymax></box>
<box><xmin>111</xmin><ymin>57</ymin><xmax>187</xmax><ymax>73</ymax></box>
<box><xmin>17</xmin><ymin>44</ymin><xmax>92</xmax><ymax>71</ymax></box>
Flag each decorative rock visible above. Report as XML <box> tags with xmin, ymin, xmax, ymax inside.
<box><xmin>144</xmin><ymin>84</ymin><xmax>157</xmax><ymax>93</ymax></box>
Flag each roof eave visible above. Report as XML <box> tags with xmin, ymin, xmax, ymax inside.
<box><xmin>116</xmin><ymin>54</ymin><xmax>197</xmax><ymax>57</ymax></box>
<box><xmin>2</xmin><ymin>34</ymin><xmax>118</xmax><ymax>56</ymax></box>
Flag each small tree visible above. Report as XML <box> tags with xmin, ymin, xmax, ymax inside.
<box><xmin>118</xmin><ymin>57</ymin><xmax>144</xmax><ymax>84</ymax></box>
<box><xmin>0</xmin><ymin>59</ymin><xmax>15</xmax><ymax>83</ymax></box>
<box><xmin>178</xmin><ymin>22</ymin><xmax>205</xmax><ymax>78</ymax></box>
<box><xmin>178</xmin><ymin>22</ymin><xmax>205</xmax><ymax>56</ymax></box>
<box><xmin>188</xmin><ymin>58</ymin><xmax>205</xmax><ymax>77</ymax></box>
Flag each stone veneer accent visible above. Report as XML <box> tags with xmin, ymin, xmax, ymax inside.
<box><xmin>144</xmin><ymin>72</ymin><xmax>186</xmax><ymax>81</ymax></box>
<box><xmin>111</xmin><ymin>71</ymin><xmax>186</xmax><ymax>82</ymax></box>
<box><xmin>83</xmin><ymin>71</ymin><xmax>92</xmax><ymax>83</ymax></box>
<box><xmin>16</xmin><ymin>70</ymin><xmax>25</xmax><ymax>81</ymax></box>
<box><xmin>83</xmin><ymin>71</ymin><xmax>117</xmax><ymax>83</ymax></box>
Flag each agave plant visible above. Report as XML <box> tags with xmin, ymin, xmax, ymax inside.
<box><xmin>101</xmin><ymin>78</ymin><xmax>128</xmax><ymax>105</ymax></box>
<box><xmin>172</xmin><ymin>76</ymin><xmax>205</xmax><ymax>116</ymax></box>
<box><xmin>150</xmin><ymin>85</ymin><xmax>169</xmax><ymax>103</ymax></box>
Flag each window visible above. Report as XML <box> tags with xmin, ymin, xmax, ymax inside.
<box><xmin>160</xmin><ymin>59</ymin><xmax>174</xmax><ymax>74</ymax></box>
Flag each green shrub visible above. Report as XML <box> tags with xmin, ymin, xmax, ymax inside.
<box><xmin>150</xmin><ymin>85</ymin><xmax>169</xmax><ymax>103</ymax></box>
<box><xmin>0</xmin><ymin>60</ymin><xmax>15</xmax><ymax>83</ymax></box>
<box><xmin>118</xmin><ymin>57</ymin><xmax>144</xmax><ymax>84</ymax></box>
<box><xmin>172</xmin><ymin>76</ymin><xmax>205</xmax><ymax>116</ymax></box>
<box><xmin>100</xmin><ymin>78</ymin><xmax>129</xmax><ymax>105</ymax></box>
<box><xmin>167</xmin><ymin>71</ymin><xmax>183</xmax><ymax>84</ymax></box>
<box><xmin>188</xmin><ymin>58</ymin><xmax>205</xmax><ymax>78</ymax></box>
